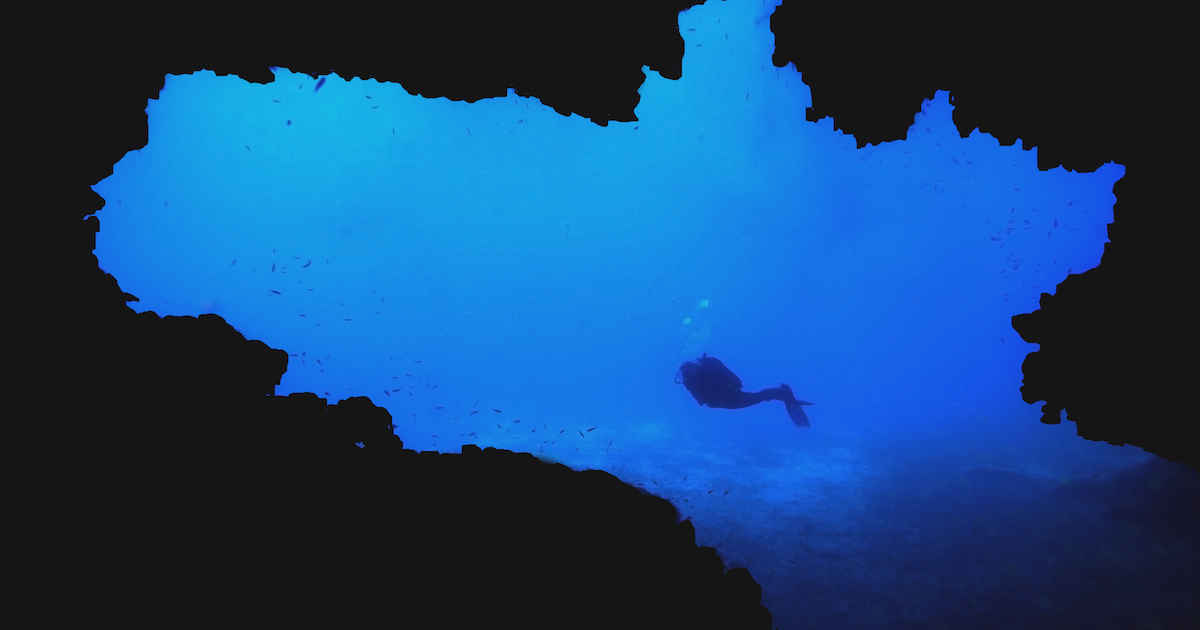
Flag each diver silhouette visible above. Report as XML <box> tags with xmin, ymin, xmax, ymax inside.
<box><xmin>675</xmin><ymin>354</ymin><xmax>813</xmax><ymax>428</ymax></box>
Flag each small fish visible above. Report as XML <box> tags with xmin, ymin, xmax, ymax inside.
<box><xmin>269</xmin><ymin>290</ymin><xmax>281</xmax><ymax>295</ymax></box>
<box><xmin>493</xmin><ymin>409</ymin><xmax>501</xmax><ymax>413</ymax></box>
<box><xmin>1053</xmin><ymin>219</ymin><xmax>1058</xmax><ymax>227</ymax></box>
<box><xmin>512</xmin><ymin>419</ymin><xmax>520</xmax><ymax>423</ymax></box>
<box><xmin>314</xmin><ymin>77</ymin><xmax>326</xmax><ymax>92</ymax></box>
<box><xmin>708</xmin><ymin>490</ymin><xmax>714</xmax><ymax>494</ymax></box>
<box><xmin>384</xmin><ymin>390</ymin><xmax>390</xmax><ymax>397</ymax></box>
<box><xmin>272</xmin><ymin>263</ymin><xmax>275</xmax><ymax>272</ymax></box>
<box><xmin>606</xmin><ymin>438</ymin><xmax>612</xmax><ymax>453</ymax></box>
<box><xmin>272</xmin><ymin>99</ymin><xmax>281</xmax><ymax>103</ymax></box>
<box><xmin>469</xmin><ymin>410</ymin><xmax>479</xmax><ymax>416</ymax></box>
<box><xmin>682</xmin><ymin>476</ymin><xmax>687</xmax><ymax>481</ymax></box>
<box><xmin>414</xmin><ymin>360</ymin><xmax>422</xmax><ymax>363</ymax></box>
<box><xmin>246</xmin><ymin>145</ymin><xmax>251</xmax><ymax>152</ymax></box>
<box><xmin>392</xmin><ymin>389</ymin><xmax>402</xmax><ymax>392</ymax></box>
<box><xmin>578</xmin><ymin>430</ymin><xmax>585</xmax><ymax>437</ymax></box>
<box><xmin>497</xmin><ymin>424</ymin><xmax>502</xmax><ymax>429</ymax></box>
<box><xmin>723</xmin><ymin>490</ymin><xmax>729</xmax><ymax>495</ymax></box>
<box><xmin>559</xmin><ymin>429</ymin><xmax>565</xmax><ymax>434</ymax></box>
<box><xmin>302</xmin><ymin>260</ymin><xmax>311</xmax><ymax>267</ymax></box>
<box><xmin>437</xmin><ymin>406</ymin><xmax>444</xmax><ymax>409</ymax></box>
<box><xmin>230</xmin><ymin>259</ymin><xmax>237</xmax><ymax>266</ymax></box>
<box><xmin>586</xmin><ymin>427</ymin><xmax>596</xmax><ymax>432</ymax></box>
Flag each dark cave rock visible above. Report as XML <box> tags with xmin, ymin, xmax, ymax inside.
<box><xmin>16</xmin><ymin>0</ymin><xmax>1195</xmax><ymax>626</ymax></box>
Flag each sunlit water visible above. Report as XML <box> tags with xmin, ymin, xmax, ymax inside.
<box><xmin>92</xmin><ymin>0</ymin><xmax>1194</xmax><ymax>627</ymax></box>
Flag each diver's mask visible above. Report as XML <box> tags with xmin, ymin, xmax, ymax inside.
<box><xmin>674</xmin><ymin>360</ymin><xmax>697</xmax><ymax>385</ymax></box>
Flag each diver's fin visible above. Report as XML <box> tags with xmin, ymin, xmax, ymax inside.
<box><xmin>785</xmin><ymin>400</ymin><xmax>811</xmax><ymax>428</ymax></box>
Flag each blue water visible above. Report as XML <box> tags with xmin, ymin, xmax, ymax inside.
<box><xmin>91</xmin><ymin>1</ymin><xmax>1196</xmax><ymax>628</ymax></box>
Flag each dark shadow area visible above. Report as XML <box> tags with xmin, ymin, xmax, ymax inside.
<box><xmin>1051</xmin><ymin>457</ymin><xmax>1200</xmax><ymax>545</ymax></box>
<box><xmin>18</xmin><ymin>0</ymin><xmax>1194</xmax><ymax>626</ymax></box>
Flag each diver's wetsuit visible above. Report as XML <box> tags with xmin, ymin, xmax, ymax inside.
<box><xmin>676</xmin><ymin>354</ymin><xmax>813</xmax><ymax>428</ymax></box>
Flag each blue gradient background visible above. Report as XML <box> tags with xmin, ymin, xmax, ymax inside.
<box><xmin>90</xmin><ymin>1</ymin><xmax>1194</xmax><ymax>627</ymax></box>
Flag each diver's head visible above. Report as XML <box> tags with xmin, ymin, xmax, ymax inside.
<box><xmin>676</xmin><ymin>359</ymin><xmax>697</xmax><ymax>385</ymax></box>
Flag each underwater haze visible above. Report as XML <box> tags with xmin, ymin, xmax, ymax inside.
<box><xmin>91</xmin><ymin>0</ymin><xmax>1197</xmax><ymax>628</ymax></box>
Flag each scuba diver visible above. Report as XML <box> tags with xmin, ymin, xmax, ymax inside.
<box><xmin>675</xmin><ymin>354</ymin><xmax>813</xmax><ymax>428</ymax></box>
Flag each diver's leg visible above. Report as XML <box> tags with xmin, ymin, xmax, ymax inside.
<box><xmin>710</xmin><ymin>388</ymin><xmax>812</xmax><ymax>426</ymax></box>
<box><xmin>753</xmin><ymin>386</ymin><xmax>789</xmax><ymax>403</ymax></box>
<box><xmin>710</xmin><ymin>389</ymin><xmax>770</xmax><ymax>409</ymax></box>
